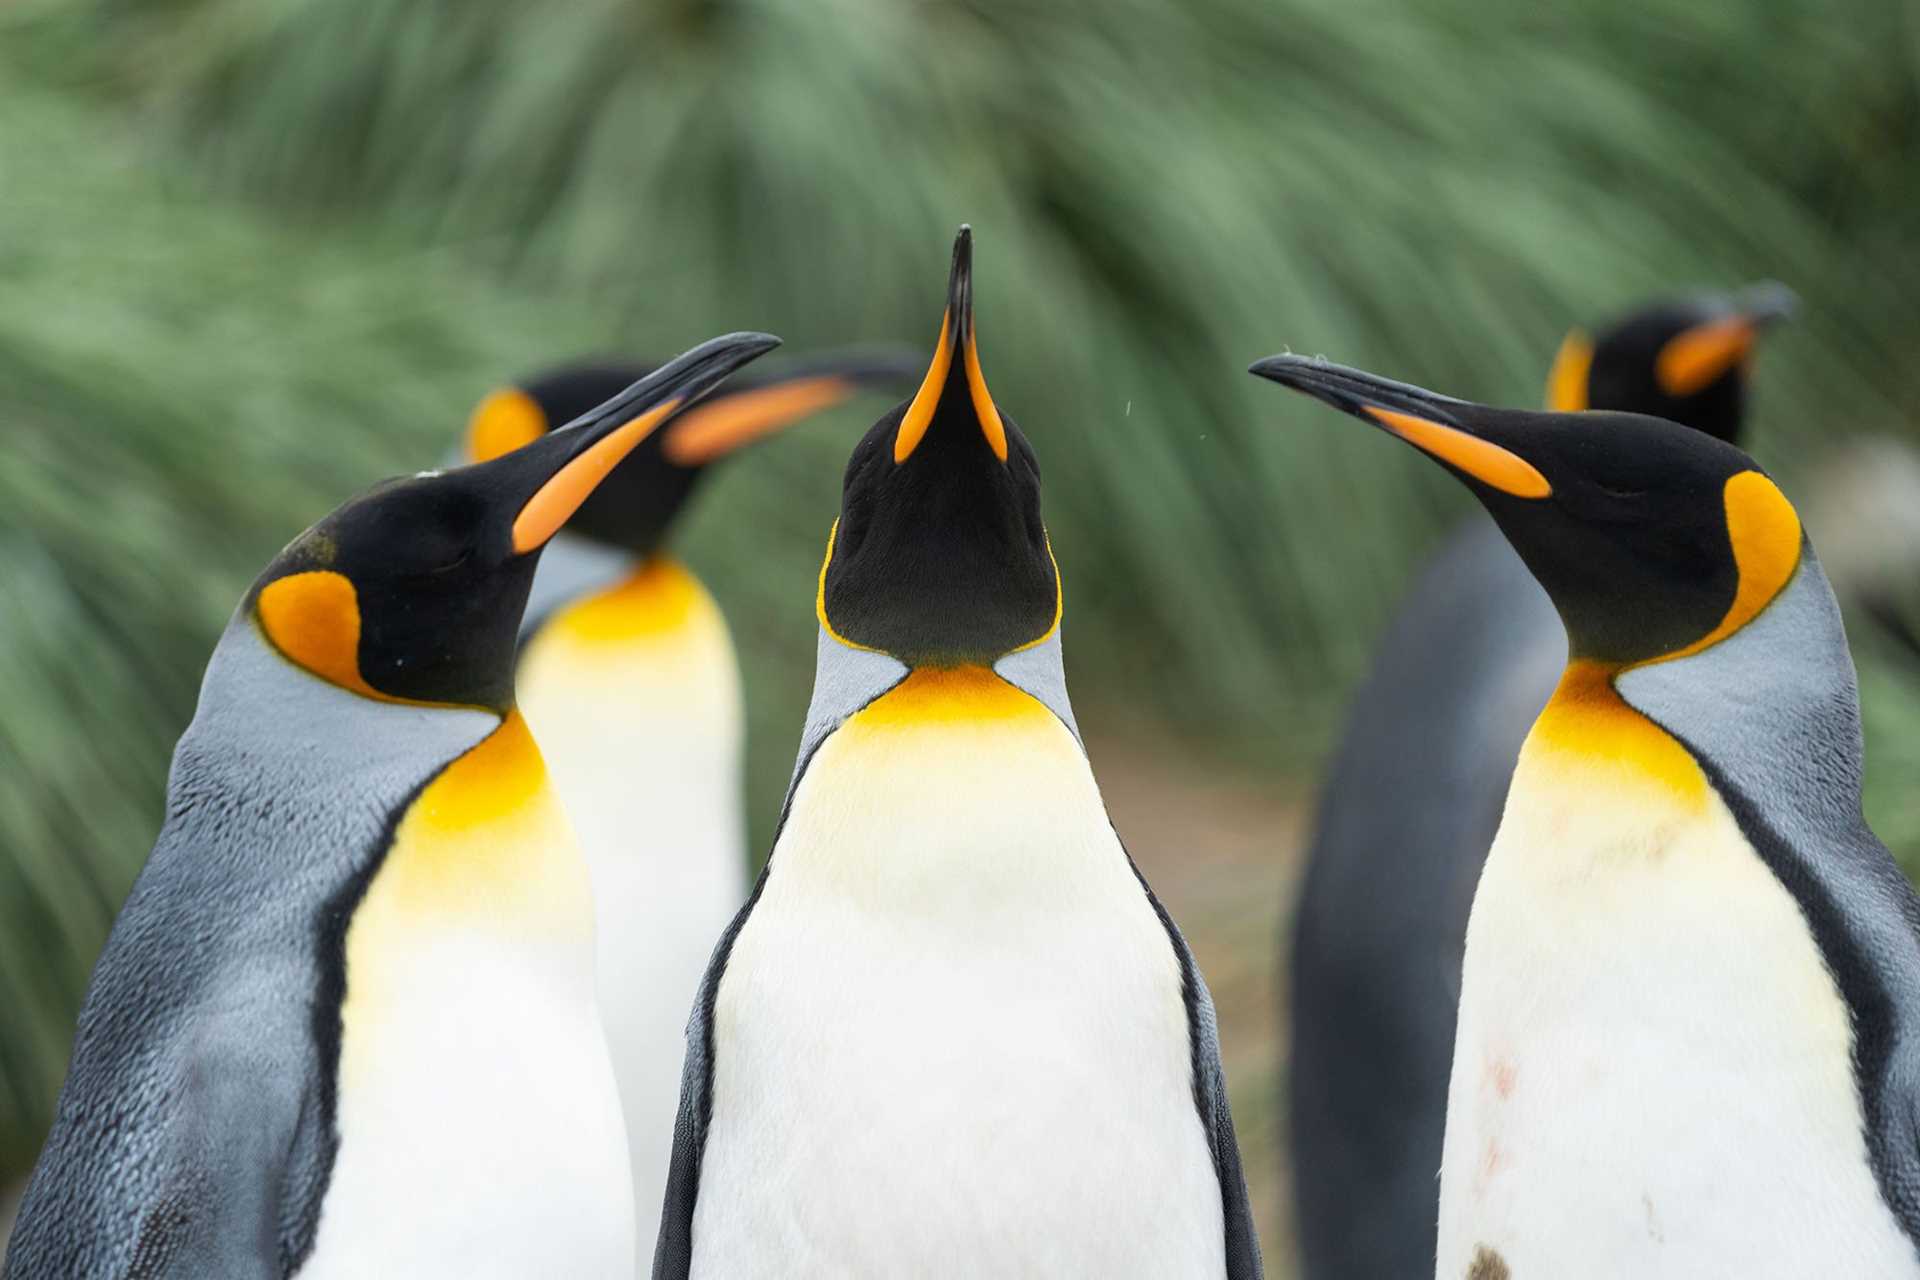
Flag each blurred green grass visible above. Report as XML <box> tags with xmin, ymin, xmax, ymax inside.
<box><xmin>2</xmin><ymin>0</ymin><xmax>1918</xmax><ymax>1185</ymax></box>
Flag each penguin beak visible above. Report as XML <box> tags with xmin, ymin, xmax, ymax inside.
<box><xmin>506</xmin><ymin>331</ymin><xmax>781</xmax><ymax>553</ymax></box>
<box><xmin>1654</xmin><ymin>281</ymin><xmax>1799</xmax><ymax>399</ymax></box>
<box><xmin>660</xmin><ymin>348</ymin><xmax>923</xmax><ymax>467</ymax></box>
<box><xmin>1249</xmin><ymin>353</ymin><xmax>1552</xmax><ymax>500</ymax></box>
<box><xmin>893</xmin><ymin>225</ymin><xmax>1010</xmax><ymax>465</ymax></box>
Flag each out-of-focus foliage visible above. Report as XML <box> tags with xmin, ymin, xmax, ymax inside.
<box><xmin>2</xmin><ymin>0</ymin><xmax>1918</xmax><ymax>1188</ymax></box>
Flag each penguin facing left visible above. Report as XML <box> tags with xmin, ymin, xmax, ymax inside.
<box><xmin>1284</xmin><ymin>286</ymin><xmax>1795</xmax><ymax>1280</ymax></box>
<box><xmin>2</xmin><ymin>332</ymin><xmax>779</xmax><ymax>1280</ymax></box>
<box><xmin>1252</xmin><ymin>352</ymin><xmax>1920</xmax><ymax>1277</ymax></box>
<box><xmin>652</xmin><ymin>228</ymin><xmax>1262</xmax><ymax>1279</ymax></box>
<box><xmin>460</xmin><ymin>350</ymin><xmax>915</xmax><ymax>1255</ymax></box>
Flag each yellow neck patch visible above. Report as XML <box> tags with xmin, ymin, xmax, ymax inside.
<box><xmin>407</xmin><ymin>709</ymin><xmax>548</xmax><ymax>834</ymax></box>
<box><xmin>547</xmin><ymin>557</ymin><xmax>708</xmax><ymax>647</ymax></box>
<box><xmin>1529</xmin><ymin>660</ymin><xmax>1708</xmax><ymax>805</ymax></box>
<box><xmin>257</xmin><ymin>570</ymin><xmax>386</xmax><ymax>700</ymax></box>
<box><xmin>853</xmin><ymin>666</ymin><xmax>1053</xmax><ymax>729</ymax></box>
<box><xmin>1545</xmin><ymin>328</ymin><xmax>1593</xmax><ymax>412</ymax></box>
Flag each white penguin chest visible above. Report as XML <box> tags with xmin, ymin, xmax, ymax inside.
<box><xmin>1437</xmin><ymin>692</ymin><xmax>1919</xmax><ymax>1280</ymax></box>
<box><xmin>690</xmin><ymin>668</ymin><xmax>1226</xmax><ymax>1279</ymax></box>
<box><xmin>517</xmin><ymin>561</ymin><xmax>749</xmax><ymax>1255</ymax></box>
<box><xmin>298</xmin><ymin>714</ymin><xmax>633</xmax><ymax>1279</ymax></box>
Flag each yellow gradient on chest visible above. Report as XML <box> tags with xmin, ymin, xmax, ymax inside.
<box><xmin>853</xmin><ymin>664</ymin><xmax>1058</xmax><ymax>730</ymax></box>
<box><xmin>1518</xmin><ymin>470</ymin><xmax>1802</xmax><ymax>821</ymax></box>
<box><xmin>546</xmin><ymin>557</ymin><xmax>713</xmax><ymax>648</ymax></box>
<box><xmin>1524</xmin><ymin>661</ymin><xmax>1708</xmax><ymax>809</ymax></box>
<box><xmin>340</xmin><ymin>710</ymin><xmax>590</xmax><ymax>1080</ymax></box>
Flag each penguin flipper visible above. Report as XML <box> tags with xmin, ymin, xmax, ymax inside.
<box><xmin>652</xmin><ymin>869</ymin><xmax>769</xmax><ymax>1280</ymax></box>
<box><xmin>1124</xmin><ymin>839</ymin><xmax>1265</xmax><ymax>1280</ymax></box>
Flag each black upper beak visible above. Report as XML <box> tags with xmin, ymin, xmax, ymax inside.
<box><xmin>498</xmin><ymin>330</ymin><xmax>780</xmax><ymax>552</ymax></box>
<box><xmin>1736</xmin><ymin>281</ymin><xmax>1798</xmax><ymax>328</ymax></box>
<box><xmin>1248</xmin><ymin>353</ymin><xmax>1471</xmax><ymax>428</ymax></box>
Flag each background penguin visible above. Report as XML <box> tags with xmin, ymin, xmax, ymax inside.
<box><xmin>1253</xmin><ymin>352</ymin><xmax>1920</xmax><ymax>1277</ymax></box>
<box><xmin>461</xmin><ymin>349</ymin><xmax>914</xmax><ymax>1254</ymax></box>
<box><xmin>651</xmin><ymin>228</ymin><xmax>1262</xmax><ymax>1279</ymax></box>
<box><xmin>1282</xmin><ymin>286</ymin><xmax>1794</xmax><ymax>1279</ymax></box>
<box><xmin>2</xmin><ymin>333</ymin><xmax>778</xmax><ymax>1280</ymax></box>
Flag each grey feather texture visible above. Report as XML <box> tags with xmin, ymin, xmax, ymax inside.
<box><xmin>1620</xmin><ymin>547</ymin><xmax>1920</xmax><ymax>1250</ymax></box>
<box><xmin>3</xmin><ymin>621</ymin><xmax>495</xmax><ymax>1278</ymax></box>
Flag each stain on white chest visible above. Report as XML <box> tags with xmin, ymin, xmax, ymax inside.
<box><xmin>1437</xmin><ymin>680</ymin><xmax>1920</xmax><ymax>1278</ymax></box>
<box><xmin>298</xmin><ymin>714</ymin><xmax>633</xmax><ymax>1279</ymax></box>
<box><xmin>690</xmin><ymin>668</ymin><xmax>1225</xmax><ymax>1279</ymax></box>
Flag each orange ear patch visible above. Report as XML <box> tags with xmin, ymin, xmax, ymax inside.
<box><xmin>895</xmin><ymin>311</ymin><xmax>953</xmax><ymax>464</ymax></box>
<box><xmin>1656</xmin><ymin>317</ymin><xmax>1756</xmax><ymax>398</ymax></box>
<box><xmin>662</xmin><ymin>376</ymin><xmax>853</xmax><ymax>466</ymax></box>
<box><xmin>257</xmin><ymin>570</ymin><xmax>382</xmax><ymax>697</ymax></box>
<box><xmin>1658</xmin><ymin>470</ymin><xmax>1801</xmax><ymax>662</ymax></box>
<box><xmin>1545</xmin><ymin>329</ymin><xmax>1593</xmax><ymax>412</ymax></box>
<box><xmin>1366</xmin><ymin>407</ymin><xmax>1553</xmax><ymax>499</ymax></box>
<box><xmin>465</xmin><ymin>388</ymin><xmax>548</xmax><ymax>463</ymax></box>
<box><xmin>510</xmin><ymin>400</ymin><xmax>679</xmax><ymax>553</ymax></box>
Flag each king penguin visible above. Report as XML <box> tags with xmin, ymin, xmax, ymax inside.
<box><xmin>650</xmin><ymin>228</ymin><xmax>1263</xmax><ymax>1280</ymax></box>
<box><xmin>2</xmin><ymin>332</ymin><xmax>779</xmax><ymax>1280</ymax></box>
<box><xmin>1252</xmin><ymin>352</ymin><xmax>1920</xmax><ymax>1278</ymax></box>
<box><xmin>1282</xmin><ymin>286</ymin><xmax>1794</xmax><ymax>1279</ymax></box>
<box><xmin>460</xmin><ymin>350</ymin><xmax>912</xmax><ymax>1256</ymax></box>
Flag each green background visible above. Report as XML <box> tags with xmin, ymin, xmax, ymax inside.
<box><xmin>3</xmin><ymin>0</ymin><xmax>1917</xmax><ymax>1264</ymax></box>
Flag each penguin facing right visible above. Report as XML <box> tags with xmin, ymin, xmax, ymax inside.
<box><xmin>1253</xmin><ymin>352</ymin><xmax>1920</xmax><ymax>1277</ymax></box>
<box><xmin>2</xmin><ymin>332</ymin><xmax>778</xmax><ymax>1279</ymax></box>
<box><xmin>1283</xmin><ymin>286</ymin><xmax>1794</xmax><ymax>1279</ymax></box>
<box><xmin>460</xmin><ymin>351</ymin><xmax>914</xmax><ymax>1255</ymax></box>
<box><xmin>652</xmin><ymin>227</ymin><xmax>1262</xmax><ymax>1279</ymax></box>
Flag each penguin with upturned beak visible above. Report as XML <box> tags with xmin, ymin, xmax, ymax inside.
<box><xmin>652</xmin><ymin>229</ymin><xmax>1262</xmax><ymax>1279</ymax></box>
<box><xmin>1253</xmin><ymin>352</ymin><xmax>1920</xmax><ymax>1277</ymax></box>
<box><xmin>3</xmin><ymin>334</ymin><xmax>778</xmax><ymax>1280</ymax></box>
<box><xmin>1283</xmin><ymin>287</ymin><xmax>1793</xmax><ymax>1280</ymax></box>
<box><xmin>461</xmin><ymin>350</ymin><xmax>913</xmax><ymax>1255</ymax></box>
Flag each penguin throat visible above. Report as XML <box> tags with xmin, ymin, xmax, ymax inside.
<box><xmin>1523</xmin><ymin>660</ymin><xmax>1708</xmax><ymax>805</ymax></box>
<box><xmin>546</xmin><ymin>556</ymin><xmax>708</xmax><ymax>647</ymax></box>
<box><xmin>856</xmin><ymin>665</ymin><xmax>1055</xmax><ymax>728</ymax></box>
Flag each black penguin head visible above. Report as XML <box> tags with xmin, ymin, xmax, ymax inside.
<box><xmin>1546</xmin><ymin>282</ymin><xmax>1797</xmax><ymax>442</ymax></box>
<box><xmin>251</xmin><ymin>332</ymin><xmax>779</xmax><ymax>711</ymax></box>
<box><xmin>818</xmin><ymin>226</ymin><xmax>1059</xmax><ymax>666</ymax></box>
<box><xmin>463</xmin><ymin>349</ymin><xmax>919</xmax><ymax>557</ymax></box>
<box><xmin>1250</xmin><ymin>355</ymin><xmax>1805</xmax><ymax>669</ymax></box>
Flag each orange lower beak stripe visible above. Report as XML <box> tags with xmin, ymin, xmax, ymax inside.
<box><xmin>663</xmin><ymin>377</ymin><xmax>853</xmax><ymax>466</ymax></box>
<box><xmin>1656</xmin><ymin>317</ymin><xmax>1757</xmax><ymax>398</ymax></box>
<box><xmin>511</xmin><ymin>399</ymin><xmax>679</xmax><ymax>553</ymax></box>
<box><xmin>1366</xmin><ymin>407</ymin><xmax>1553</xmax><ymax>499</ymax></box>
<box><xmin>895</xmin><ymin>312</ymin><xmax>953</xmax><ymax>464</ymax></box>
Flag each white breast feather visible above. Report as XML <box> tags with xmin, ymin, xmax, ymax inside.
<box><xmin>689</xmin><ymin>701</ymin><xmax>1226</xmax><ymax>1278</ymax></box>
<box><xmin>1436</xmin><ymin>756</ymin><xmax>1920</xmax><ymax>1279</ymax></box>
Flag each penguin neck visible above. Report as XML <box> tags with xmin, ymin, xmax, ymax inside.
<box><xmin>174</xmin><ymin>619</ymin><xmax>501</xmax><ymax>821</ymax></box>
<box><xmin>1614</xmin><ymin>548</ymin><xmax>1868</xmax><ymax>836</ymax></box>
<box><xmin>785</xmin><ymin>625</ymin><xmax>1082</xmax><ymax>807</ymax></box>
<box><xmin>520</xmin><ymin>530</ymin><xmax>646</xmax><ymax>639</ymax></box>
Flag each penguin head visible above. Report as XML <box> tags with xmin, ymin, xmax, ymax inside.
<box><xmin>250</xmin><ymin>332</ymin><xmax>779</xmax><ymax>711</ymax></box>
<box><xmin>1546</xmin><ymin>282</ymin><xmax>1797</xmax><ymax>441</ymax></box>
<box><xmin>462</xmin><ymin>350</ymin><xmax>918</xmax><ymax>557</ymax></box>
<box><xmin>1250</xmin><ymin>354</ymin><xmax>1804</xmax><ymax>669</ymax></box>
<box><xmin>817</xmin><ymin>226</ymin><xmax>1059</xmax><ymax>666</ymax></box>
